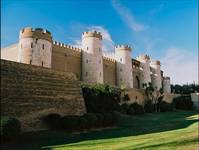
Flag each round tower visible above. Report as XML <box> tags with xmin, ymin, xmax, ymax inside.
<box><xmin>137</xmin><ymin>55</ymin><xmax>151</xmax><ymax>88</ymax></box>
<box><xmin>115</xmin><ymin>45</ymin><xmax>133</xmax><ymax>89</ymax></box>
<box><xmin>150</xmin><ymin>60</ymin><xmax>162</xmax><ymax>90</ymax></box>
<box><xmin>82</xmin><ymin>31</ymin><xmax>103</xmax><ymax>83</ymax></box>
<box><xmin>18</xmin><ymin>27</ymin><xmax>53</xmax><ymax>68</ymax></box>
<box><xmin>163</xmin><ymin>77</ymin><xmax>171</xmax><ymax>93</ymax></box>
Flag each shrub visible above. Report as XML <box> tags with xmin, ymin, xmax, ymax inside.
<box><xmin>131</xmin><ymin>103</ymin><xmax>144</xmax><ymax>115</ymax></box>
<box><xmin>1</xmin><ymin>117</ymin><xmax>21</xmax><ymax>142</ymax></box>
<box><xmin>160</xmin><ymin>101</ymin><xmax>173</xmax><ymax>112</ymax></box>
<box><xmin>103</xmin><ymin>113</ymin><xmax>113</xmax><ymax>126</ymax></box>
<box><xmin>144</xmin><ymin>100</ymin><xmax>154</xmax><ymax>113</ymax></box>
<box><xmin>111</xmin><ymin>111</ymin><xmax>121</xmax><ymax>125</ymax></box>
<box><xmin>127</xmin><ymin>106</ymin><xmax>135</xmax><ymax>115</ymax></box>
<box><xmin>81</xmin><ymin>84</ymin><xmax>121</xmax><ymax>113</ymax></box>
<box><xmin>82</xmin><ymin>113</ymin><xmax>98</xmax><ymax>128</ymax></box>
<box><xmin>123</xmin><ymin>94</ymin><xmax>130</xmax><ymax>101</ymax></box>
<box><xmin>95</xmin><ymin>113</ymin><xmax>104</xmax><ymax>127</ymax></box>
<box><xmin>173</xmin><ymin>95</ymin><xmax>193</xmax><ymax>110</ymax></box>
<box><xmin>78</xmin><ymin>116</ymin><xmax>87</xmax><ymax>130</ymax></box>
<box><xmin>42</xmin><ymin>113</ymin><xmax>61</xmax><ymax>129</ymax></box>
<box><xmin>120</xmin><ymin>103</ymin><xmax>129</xmax><ymax>114</ymax></box>
<box><xmin>59</xmin><ymin>116</ymin><xmax>79</xmax><ymax>131</ymax></box>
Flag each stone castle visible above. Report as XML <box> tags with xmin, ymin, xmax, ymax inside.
<box><xmin>1</xmin><ymin>27</ymin><xmax>171</xmax><ymax>93</ymax></box>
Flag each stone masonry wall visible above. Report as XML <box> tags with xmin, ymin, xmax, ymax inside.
<box><xmin>1</xmin><ymin>59</ymin><xmax>86</xmax><ymax>132</ymax></box>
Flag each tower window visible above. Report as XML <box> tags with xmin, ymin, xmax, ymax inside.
<box><xmin>100</xmin><ymin>72</ymin><xmax>101</xmax><ymax>77</ymax></box>
<box><xmin>120</xmin><ymin>58</ymin><xmax>122</xmax><ymax>62</ymax></box>
<box><xmin>31</xmin><ymin>43</ymin><xmax>33</xmax><ymax>48</ymax></box>
<box><xmin>87</xmin><ymin>47</ymin><xmax>88</xmax><ymax>51</ymax></box>
<box><xmin>99</xmin><ymin>59</ymin><xmax>101</xmax><ymax>64</ymax></box>
<box><xmin>86</xmin><ymin>59</ymin><xmax>88</xmax><ymax>63</ymax></box>
<box><xmin>30</xmin><ymin>60</ymin><xmax>32</xmax><ymax>64</ymax></box>
<box><xmin>42</xmin><ymin>44</ymin><xmax>45</xmax><ymax>50</ymax></box>
<box><xmin>42</xmin><ymin>61</ymin><xmax>43</xmax><ymax>67</ymax></box>
<box><xmin>120</xmin><ymin>68</ymin><xmax>122</xmax><ymax>72</ymax></box>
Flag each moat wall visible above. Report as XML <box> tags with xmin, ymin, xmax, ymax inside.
<box><xmin>1</xmin><ymin>59</ymin><xmax>86</xmax><ymax>132</ymax></box>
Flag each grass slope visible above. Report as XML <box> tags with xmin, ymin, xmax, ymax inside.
<box><xmin>2</xmin><ymin>111</ymin><xmax>198</xmax><ymax>150</ymax></box>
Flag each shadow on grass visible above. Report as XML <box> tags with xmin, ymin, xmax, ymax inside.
<box><xmin>2</xmin><ymin>111</ymin><xmax>198</xmax><ymax>150</ymax></box>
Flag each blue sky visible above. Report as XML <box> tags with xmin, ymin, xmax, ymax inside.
<box><xmin>1</xmin><ymin>0</ymin><xmax>198</xmax><ymax>84</ymax></box>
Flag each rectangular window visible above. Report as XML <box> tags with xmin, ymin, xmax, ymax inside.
<box><xmin>31</xmin><ymin>43</ymin><xmax>33</xmax><ymax>48</ymax></box>
<box><xmin>120</xmin><ymin>58</ymin><xmax>122</xmax><ymax>62</ymax></box>
<box><xmin>42</xmin><ymin>61</ymin><xmax>43</xmax><ymax>67</ymax></box>
<box><xmin>99</xmin><ymin>59</ymin><xmax>101</xmax><ymax>64</ymax></box>
<box><xmin>42</xmin><ymin>44</ymin><xmax>44</xmax><ymax>50</ymax></box>
<box><xmin>86</xmin><ymin>59</ymin><xmax>88</xmax><ymax>63</ymax></box>
<box><xmin>30</xmin><ymin>60</ymin><xmax>32</xmax><ymax>64</ymax></box>
<box><xmin>120</xmin><ymin>68</ymin><xmax>122</xmax><ymax>72</ymax></box>
<box><xmin>87</xmin><ymin>47</ymin><xmax>88</xmax><ymax>51</ymax></box>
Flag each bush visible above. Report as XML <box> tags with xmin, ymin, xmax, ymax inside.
<box><xmin>95</xmin><ymin>113</ymin><xmax>104</xmax><ymax>127</ymax></box>
<box><xmin>81</xmin><ymin>84</ymin><xmax>121</xmax><ymax>113</ymax></box>
<box><xmin>82</xmin><ymin>113</ymin><xmax>98</xmax><ymax>128</ymax></box>
<box><xmin>144</xmin><ymin>100</ymin><xmax>154</xmax><ymax>113</ymax></box>
<box><xmin>127</xmin><ymin>106</ymin><xmax>135</xmax><ymax>115</ymax></box>
<box><xmin>120</xmin><ymin>103</ymin><xmax>129</xmax><ymax>114</ymax></box>
<box><xmin>103</xmin><ymin>113</ymin><xmax>113</xmax><ymax>126</ymax></box>
<box><xmin>111</xmin><ymin>111</ymin><xmax>121</xmax><ymax>125</ymax></box>
<box><xmin>42</xmin><ymin>113</ymin><xmax>61</xmax><ymax>129</ymax></box>
<box><xmin>173</xmin><ymin>95</ymin><xmax>193</xmax><ymax>110</ymax></box>
<box><xmin>160</xmin><ymin>101</ymin><xmax>173</xmax><ymax>112</ymax></box>
<box><xmin>131</xmin><ymin>103</ymin><xmax>145</xmax><ymax>115</ymax></box>
<box><xmin>1</xmin><ymin>117</ymin><xmax>21</xmax><ymax>142</ymax></box>
<box><xmin>59</xmin><ymin>116</ymin><xmax>79</xmax><ymax>131</ymax></box>
<box><xmin>78</xmin><ymin>116</ymin><xmax>87</xmax><ymax>130</ymax></box>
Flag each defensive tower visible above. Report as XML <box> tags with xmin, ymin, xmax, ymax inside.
<box><xmin>150</xmin><ymin>60</ymin><xmax>162</xmax><ymax>90</ymax></box>
<box><xmin>115</xmin><ymin>45</ymin><xmax>133</xmax><ymax>88</ymax></box>
<box><xmin>137</xmin><ymin>55</ymin><xmax>151</xmax><ymax>88</ymax></box>
<box><xmin>81</xmin><ymin>31</ymin><xmax>103</xmax><ymax>83</ymax></box>
<box><xmin>163</xmin><ymin>76</ymin><xmax>171</xmax><ymax>93</ymax></box>
<box><xmin>18</xmin><ymin>27</ymin><xmax>53</xmax><ymax>68</ymax></box>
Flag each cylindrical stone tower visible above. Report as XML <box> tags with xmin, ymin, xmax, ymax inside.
<box><xmin>82</xmin><ymin>31</ymin><xmax>103</xmax><ymax>83</ymax></box>
<box><xmin>137</xmin><ymin>55</ymin><xmax>151</xmax><ymax>88</ymax></box>
<box><xmin>150</xmin><ymin>60</ymin><xmax>162</xmax><ymax>90</ymax></box>
<box><xmin>18</xmin><ymin>27</ymin><xmax>53</xmax><ymax>68</ymax></box>
<box><xmin>163</xmin><ymin>77</ymin><xmax>171</xmax><ymax>93</ymax></box>
<box><xmin>115</xmin><ymin>45</ymin><xmax>133</xmax><ymax>89</ymax></box>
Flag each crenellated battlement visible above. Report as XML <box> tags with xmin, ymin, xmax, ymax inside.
<box><xmin>151</xmin><ymin>60</ymin><xmax>161</xmax><ymax>66</ymax></box>
<box><xmin>102</xmin><ymin>53</ymin><xmax>116</xmax><ymax>62</ymax></box>
<box><xmin>53</xmin><ymin>41</ymin><xmax>82</xmax><ymax>52</ymax></box>
<box><xmin>115</xmin><ymin>45</ymin><xmax>131</xmax><ymax>51</ymax></box>
<box><xmin>164</xmin><ymin>76</ymin><xmax>170</xmax><ymax>80</ymax></box>
<box><xmin>82</xmin><ymin>31</ymin><xmax>102</xmax><ymax>40</ymax></box>
<box><xmin>20</xmin><ymin>27</ymin><xmax>52</xmax><ymax>42</ymax></box>
<box><xmin>137</xmin><ymin>54</ymin><xmax>150</xmax><ymax>61</ymax></box>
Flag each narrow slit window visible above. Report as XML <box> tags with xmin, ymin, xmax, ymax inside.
<box><xmin>30</xmin><ymin>60</ymin><xmax>32</xmax><ymax>64</ymax></box>
<box><xmin>86</xmin><ymin>59</ymin><xmax>88</xmax><ymax>63</ymax></box>
<box><xmin>87</xmin><ymin>47</ymin><xmax>88</xmax><ymax>51</ymax></box>
<box><xmin>42</xmin><ymin>44</ymin><xmax>45</xmax><ymax>50</ymax></box>
<box><xmin>120</xmin><ymin>58</ymin><xmax>122</xmax><ymax>62</ymax></box>
<box><xmin>42</xmin><ymin>61</ymin><xmax>43</xmax><ymax>67</ymax></box>
<box><xmin>31</xmin><ymin>43</ymin><xmax>33</xmax><ymax>48</ymax></box>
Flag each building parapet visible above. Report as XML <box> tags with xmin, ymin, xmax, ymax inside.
<box><xmin>82</xmin><ymin>31</ymin><xmax>102</xmax><ymax>40</ymax></box>
<box><xmin>53</xmin><ymin>41</ymin><xmax>82</xmax><ymax>53</ymax></box>
<box><xmin>115</xmin><ymin>45</ymin><xmax>131</xmax><ymax>51</ymax></box>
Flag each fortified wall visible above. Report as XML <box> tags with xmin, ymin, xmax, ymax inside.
<box><xmin>1</xmin><ymin>59</ymin><xmax>86</xmax><ymax>131</ymax></box>
<box><xmin>1</xmin><ymin>27</ymin><xmax>171</xmax><ymax>92</ymax></box>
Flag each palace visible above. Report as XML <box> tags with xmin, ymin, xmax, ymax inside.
<box><xmin>1</xmin><ymin>27</ymin><xmax>171</xmax><ymax>93</ymax></box>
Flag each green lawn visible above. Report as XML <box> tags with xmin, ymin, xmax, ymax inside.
<box><xmin>2</xmin><ymin>111</ymin><xmax>198</xmax><ymax>150</ymax></box>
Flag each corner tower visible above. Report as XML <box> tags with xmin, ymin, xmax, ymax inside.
<box><xmin>18</xmin><ymin>27</ymin><xmax>53</xmax><ymax>68</ymax></box>
<box><xmin>150</xmin><ymin>60</ymin><xmax>162</xmax><ymax>90</ymax></box>
<box><xmin>115</xmin><ymin>45</ymin><xmax>133</xmax><ymax>88</ymax></box>
<box><xmin>82</xmin><ymin>31</ymin><xmax>103</xmax><ymax>83</ymax></box>
<box><xmin>137</xmin><ymin>55</ymin><xmax>151</xmax><ymax>88</ymax></box>
<box><xmin>163</xmin><ymin>77</ymin><xmax>171</xmax><ymax>93</ymax></box>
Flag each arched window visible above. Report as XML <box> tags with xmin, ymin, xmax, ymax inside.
<box><xmin>136</xmin><ymin>76</ymin><xmax>140</xmax><ymax>89</ymax></box>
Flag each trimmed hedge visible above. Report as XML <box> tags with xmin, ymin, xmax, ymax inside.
<box><xmin>131</xmin><ymin>103</ymin><xmax>145</xmax><ymax>115</ymax></box>
<box><xmin>173</xmin><ymin>95</ymin><xmax>193</xmax><ymax>110</ymax></box>
<box><xmin>127</xmin><ymin>105</ymin><xmax>135</xmax><ymax>115</ymax></box>
<box><xmin>42</xmin><ymin>113</ymin><xmax>61</xmax><ymax>129</ymax></box>
<box><xmin>1</xmin><ymin>117</ymin><xmax>21</xmax><ymax>142</ymax></box>
<box><xmin>59</xmin><ymin>116</ymin><xmax>79</xmax><ymax>131</ymax></box>
<box><xmin>144</xmin><ymin>100</ymin><xmax>154</xmax><ymax>113</ymax></box>
<box><xmin>160</xmin><ymin>101</ymin><xmax>173</xmax><ymax>112</ymax></box>
<box><xmin>82</xmin><ymin>113</ymin><xmax>98</xmax><ymax>128</ymax></box>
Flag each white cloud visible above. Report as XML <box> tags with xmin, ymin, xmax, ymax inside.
<box><xmin>160</xmin><ymin>47</ymin><xmax>198</xmax><ymax>85</ymax></box>
<box><xmin>111</xmin><ymin>0</ymin><xmax>148</xmax><ymax>32</ymax></box>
